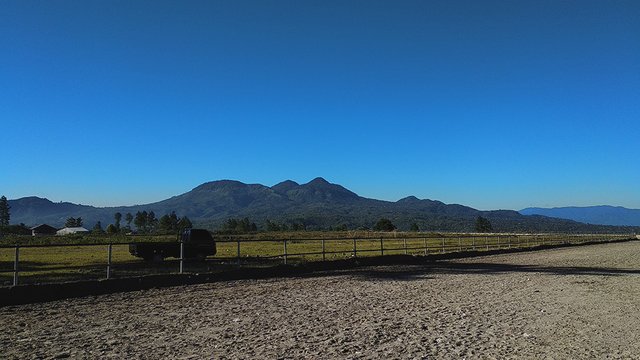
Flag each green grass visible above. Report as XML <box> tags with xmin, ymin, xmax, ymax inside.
<box><xmin>0</xmin><ymin>233</ymin><xmax>632</xmax><ymax>286</ymax></box>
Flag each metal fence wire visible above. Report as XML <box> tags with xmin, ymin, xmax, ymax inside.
<box><xmin>0</xmin><ymin>233</ymin><xmax>632</xmax><ymax>287</ymax></box>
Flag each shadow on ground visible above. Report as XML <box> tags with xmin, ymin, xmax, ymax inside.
<box><xmin>317</xmin><ymin>261</ymin><xmax>640</xmax><ymax>282</ymax></box>
<box><xmin>2</xmin><ymin>239</ymin><xmax>637</xmax><ymax>306</ymax></box>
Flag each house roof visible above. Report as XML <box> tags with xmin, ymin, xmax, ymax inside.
<box><xmin>56</xmin><ymin>227</ymin><xmax>89</xmax><ymax>234</ymax></box>
<box><xmin>31</xmin><ymin>224</ymin><xmax>58</xmax><ymax>231</ymax></box>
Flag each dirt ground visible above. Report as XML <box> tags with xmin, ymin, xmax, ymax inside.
<box><xmin>2</xmin><ymin>241</ymin><xmax>640</xmax><ymax>359</ymax></box>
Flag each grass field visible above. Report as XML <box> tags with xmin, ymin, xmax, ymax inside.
<box><xmin>0</xmin><ymin>233</ymin><xmax>631</xmax><ymax>286</ymax></box>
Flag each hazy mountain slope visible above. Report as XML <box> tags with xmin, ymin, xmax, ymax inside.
<box><xmin>8</xmin><ymin>197</ymin><xmax>99</xmax><ymax>227</ymax></box>
<box><xmin>7</xmin><ymin>178</ymin><xmax>638</xmax><ymax>233</ymax></box>
<box><xmin>520</xmin><ymin>206</ymin><xmax>640</xmax><ymax>226</ymax></box>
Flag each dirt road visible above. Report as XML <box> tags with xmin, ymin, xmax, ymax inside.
<box><xmin>2</xmin><ymin>241</ymin><xmax>640</xmax><ymax>359</ymax></box>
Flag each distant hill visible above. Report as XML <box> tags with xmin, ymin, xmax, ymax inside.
<box><xmin>520</xmin><ymin>206</ymin><xmax>640</xmax><ymax>226</ymax></box>
<box><xmin>7</xmin><ymin>178</ymin><xmax>639</xmax><ymax>233</ymax></box>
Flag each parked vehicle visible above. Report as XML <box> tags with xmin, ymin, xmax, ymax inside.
<box><xmin>129</xmin><ymin>228</ymin><xmax>216</xmax><ymax>262</ymax></box>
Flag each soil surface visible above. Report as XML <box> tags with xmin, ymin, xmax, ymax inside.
<box><xmin>2</xmin><ymin>241</ymin><xmax>640</xmax><ymax>359</ymax></box>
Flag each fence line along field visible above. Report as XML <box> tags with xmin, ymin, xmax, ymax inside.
<box><xmin>2</xmin><ymin>240</ymin><xmax>640</xmax><ymax>359</ymax></box>
<box><xmin>0</xmin><ymin>232</ymin><xmax>631</xmax><ymax>286</ymax></box>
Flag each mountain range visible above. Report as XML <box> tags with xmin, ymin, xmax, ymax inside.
<box><xmin>520</xmin><ymin>206</ymin><xmax>640</xmax><ymax>227</ymax></box>
<box><xmin>7</xmin><ymin>177</ymin><xmax>638</xmax><ymax>233</ymax></box>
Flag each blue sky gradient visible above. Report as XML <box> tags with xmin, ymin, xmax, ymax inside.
<box><xmin>1</xmin><ymin>1</ymin><xmax>639</xmax><ymax>210</ymax></box>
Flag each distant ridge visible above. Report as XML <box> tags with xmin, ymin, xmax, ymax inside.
<box><xmin>520</xmin><ymin>206</ymin><xmax>640</xmax><ymax>226</ymax></box>
<box><xmin>7</xmin><ymin>178</ymin><xmax>639</xmax><ymax>233</ymax></box>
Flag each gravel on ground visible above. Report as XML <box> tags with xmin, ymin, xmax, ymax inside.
<box><xmin>2</xmin><ymin>241</ymin><xmax>640</xmax><ymax>359</ymax></box>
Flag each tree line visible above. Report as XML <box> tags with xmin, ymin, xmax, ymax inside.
<box><xmin>215</xmin><ymin>217</ymin><xmax>430</xmax><ymax>233</ymax></box>
<box><xmin>62</xmin><ymin>211</ymin><xmax>193</xmax><ymax>235</ymax></box>
<box><xmin>0</xmin><ymin>196</ymin><xmax>29</xmax><ymax>235</ymax></box>
<box><xmin>216</xmin><ymin>216</ymin><xmax>493</xmax><ymax>234</ymax></box>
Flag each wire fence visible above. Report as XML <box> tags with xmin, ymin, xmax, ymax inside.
<box><xmin>0</xmin><ymin>233</ymin><xmax>633</xmax><ymax>287</ymax></box>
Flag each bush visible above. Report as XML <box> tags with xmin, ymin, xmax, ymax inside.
<box><xmin>373</xmin><ymin>218</ymin><xmax>396</xmax><ymax>232</ymax></box>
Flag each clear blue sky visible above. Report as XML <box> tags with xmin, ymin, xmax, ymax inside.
<box><xmin>1</xmin><ymin>0</ymin><xmax>639</xmax><ymax>210</ymax></box>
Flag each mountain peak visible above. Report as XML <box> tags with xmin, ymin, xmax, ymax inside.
<box><xmin>307</xmin><ymin>177</ymin><xmax>330</xmax><ymax>186</ymax></box>
<box><xmin>397</xmin><ymin>196</ymin><xmax>420</xmax><ymax>203</ymax></box>
<box><xmin>193</xmin><ymin>180</ymin><xmax>247</xmax><ymax>191</ymax></box>
<box><xmin>271</xmin><ymin>180</ymin><xmax>300</xmax><ymax>194</ymax></box>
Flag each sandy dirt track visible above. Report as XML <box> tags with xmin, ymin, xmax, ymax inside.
<box><xmin>2</xmin><ymin>241</ymin><xmax>640</xmax><ymax>359</ymax></box>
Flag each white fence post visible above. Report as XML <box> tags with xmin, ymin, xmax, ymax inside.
<box><xmin>284</xmin><ymin>239</ymin><xmax>288</xmax><ymax>264</ymax></box>
<box><xmin>179</xmin><ymin>240</ymin><xmax>184</xmax><ymax>274</ymax></box>
<box><xmin>236</xmin><ymin>238</ymin><xmax>241</xmax><ymax>266</ymax></box>
<box><xmin>322</xmin><ymin>238</ymin><xmax>326</xmax><ymax>261</ymax></box>
<box><xmin>106</xmin><ymin>244</ymin><xmax>112</xmax><ymax>279</ymax></box>
<box><xmin>353</xmin><ymin>238</ymin><xmax>357</xmax><ymax>257</ymax></box>
<box><xmin>13</xmin><ymin>245</ymin><xmax>19</xmax><ymax>286</ymax></box>
<box><xmin>423</xmin><ymin>238</ymin><xmax>427</xmax><ymax>256</ymax></box>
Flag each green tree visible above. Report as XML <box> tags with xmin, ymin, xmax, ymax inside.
<box><xmin>334</xmin><ymin>224</ymin><xmax>348</xmax><ymax>231</ymax></box>
<box><xmin>134</xmin><ymin>211</ymin><xmax>147</xmax><ymax>232</ymax></box>
<box><xmin>169</xmin><ymin>212</ymin><xmax>179</xmax><ymax>231</ymax></box>
<box><xmin>475</xmin><ymin>216</ymin><xmax>493</xmax><ymax>233</ymax></box>
<box><xmin>125</xmin><ymin>213</ymin><xmax>133</xmax><ymax>228</ymax></box>
<box><xmin>146</xmin><ymin>211</ymin><xmax>158</xmax><ymax>233</ymax></box>
<box><xmin>65</xmin><ymin>217</ymin><xmax>83</xmax><ymax>227</ymax></box>
<box><xmin>3</xmin><ymin>223</ymin><xmax>30</xmax><ymax>235</ymax></box>
<box><xmin>65</xmin><ymin>217</ymin><xmax>76</xmax><ymax>227</ymax></box>
<box><xmin>265</xmin><ymin>219</ymin><xmax>281</xmax><ymax>232</ymax></box>
<box><xmin>92</xmin><ymin>221</ymin><xmax>104</xmax><ymax>234</ymax></box>
<box><xmin>106</xmin><ymin>224</ymin><xmax>118</xmax><ymax>235</ymax></box>
<box><xmin>224</xmin><ymin>218</ymin><xmax>239</xmax><ymax>232</ymax></box>
<box><xmin>177</xmin><ymin>216</ymin><xmax>192</xmax><ymax>231</ymax></box>
<box><xmin>0</xmin><ymin>195</ymin><xmax>10</xmax><ymax>227</ymax></box>
<box><xmin>373</xmin><ymin>218</ymin><xmax>396</xmax><ymax>232</ymax></box>
<box><xmin>221</xmin><ymin>217</ymin><xmax>257</xmax><ymax>233</ymax></box>
<box><xmin>114</xmin><ymin>212</ymin><xmax>122</xmax><ymax>231</ymax></box>
<box><xmin>291</xmin><ymin>222</ymin><xmax>305</xmax><ymax>231</ymax></box>
<box><xmin>158</xmin><ymin>212</ymin><xmax>180</xmax><ymax>234</ymax></box>
<box><xmin>158</xmin><ymin>214</ymin><xmax>172</xmax><ymax>233</ymax></box>
<box><xmin>410</xmin><ymin>222</ymin><xmax>420</xmax><ymax>232</ymax></box>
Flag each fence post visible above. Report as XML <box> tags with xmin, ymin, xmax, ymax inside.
<box><xmin>237</xmin><ymin>238</ymin><xmax>241</xmax><ymax>266</ymax></box>
<box><xmin>322</xmin><ymin>238</ymin><xmax>326</xmax><ymax>261</ymax></box>
<box><xmin>380</xmin><ymin>237</ymin><xmax>384</xmax><ymax>256</ymax></box>
<box><xmin>485</xmin><ymin>236</ymin><xmax>489</xmax><ymax>251</ymax></box>
<box><xmin>13</xmin><ymin>245</ymin><xmax>19</xmax><ymax>286</ymax></box>
<box><xmin>353</xmin><ymin>238</ymin><xmax>357</xmax><ymax>257</ymax></box>
<box><xmin>106</xmin><ymin>244</ymin><xmax>112</xmax><ymax>280</ymax></box>
<box><xmin>179</xmin><ymin>239</ymin><xmax>184</xmax><ymax>274</ymax></box>
<box><xmin>284</xmin><ymin>239</ymin><xmax>288</xmax><ymax>264</ymax></box>
<box><xmin>441</xmin><ymin>238</ymin><xmax>445</xmax><ymax>253</ymax></box>
<box><xmin>423</xmin><ymin>238</ymin><xmax>427</xmax><ymax>256</ymax></box>
<box><xmin>472</xmin><ymin>236</ymin><xmax>476</xmax><ymax>251</ymax></box>
<box><xmin>458</xmin><ymin>237</ymin><xmax>462</xmax><ymax>252</ymax></box>
<box><xmin>403</xmin><ymin>238</ymin><xmax>407</xmax><ymax>255</ymax></box>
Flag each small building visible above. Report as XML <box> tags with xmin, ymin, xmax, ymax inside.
<box><xmin>31</xmin><ymin>224</ymin><xmax>58</xmax><ymax>236</ymax></box>
<box><xmin>56</xmin><ymin>227</ymin><xmax>89</xmax><ymax>236</ymax></box>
